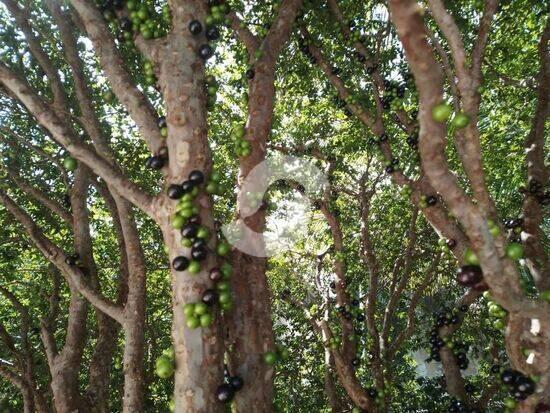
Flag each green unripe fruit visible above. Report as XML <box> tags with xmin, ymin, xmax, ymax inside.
<box><xmin>505</xmin><ymin>243</ymin><xmax>523</xmax><ymax>260</ymax></box>
<box><xmin>452</xmin><ymin>112</ymin><xmax>470</xmax><ymax>129</ymax></box>
<box><xmin>220</xmin><ymin>300</ymin><xmax>233</xmax><ymax>311</ymax></box>
<box><xmin>279</xmin><ymin>348</ymin><xmax>290</xmax><ymax>360</ymax></box>
<box><xmin>194</xmin><ymin>302</ymin><xmax>208</xmax><ymax>316</ymax></box>
<box><xmin>493</xmin><ymin>319</ymin><xmax>505</xmax><ymax>329</ymax></box>
<box><xmin>181</xmin><ymin>237</ymin><xmax>193</xmax><ymax>247</ymax></box>
<box><xmin>216</xmin><ymin>280</ymin><xmax>230</xmax><ymax>292</ymax></box>
<box><xmin>432</xmin><ymin>103</ymin><xmax>452</xmax><ymax>123</ymax></box>
<box><xmin>217</xmin><ymin>242</ymin><xmax>230</xmax><ymax>256</ymax></box>
<box><xmin>155</xmin><ymin>355</ymin><xmax>174</xmax><ymax>378</ymax></box>
<box><xmin>160</xmin><ymin>127</ymin><xmax>168</xmax><ymax>137</ymax></box>
<box><xmin>210</xmin><ymin>171</ymin><xmax>221</xmax><ymax>182</ymax></box>
<box><xmin>186</xmin><ymin>316</ymin><xmax>200</xmax><ymax>329</ymax></box>
<box><xmin>63</xmin><ymin>157</ymin><xmax>77</xmax><ymax>171</ymax></box>
<box><xmin>264</xmin><ymin>351</ymin><xmax>278</xmax><ymax>365</ymax></box>
<box><xmin>168</xmin><ymin>399</ymin><xmax>175</xmax><ymax>412</ymax></box>
<box><xmin>196</xmin><ymin>227</ymin><xmax>209</xmax><ymax>239</ymax></box>
<box><xmin>162</xmin><ymin>347</ymin><xmax>175</xmax><ymax>359</ymax></box>
<box><xmin>464</xmin><ymin>248</ymin><xmax>480</xmax><ymax>265</ymax></box>
<box><xmin>188</xmin><ymin>260</ymin><xmax>201</xmax><ymax>274</ymax></box>
<box><xmin>183</xmin><ymin>303</ymin><xmax>195</xmax><ymax>318</ymax></box>
<box><xmin>489</xmin><ymin>225</ymin><xmax>500</xmax><ymax>236</ymax></box>
<box><xmin>221</xmin><ymin>262</ymin><xmax>233</xmax><ymax>277</ymax></box>
<box><xmin>541</xmin><ymin>290</ymin><xmax>550</xmax><ymax>302</ymax></box>
<box><xmin>200</xmin><ymin>313</ymin><xmax>213</xmax><ymax>328</ymax></box>
<box><xmin>172</xmin><ymin>215</ymin><xmax>186</xmax><ymax>229</ymax></box>
<box><xmin>218</xmin><ymin>290</ymin><xmax>231</xmax><ymax>304</ymax></box>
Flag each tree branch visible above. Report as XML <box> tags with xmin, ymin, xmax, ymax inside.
<box><xmin>0</xmin><ymin>64</ymin><xmax>156</xmax><ymax>218</ymax></box>
<box><xmin>68</xmin><ymin>0</ymin><xmax>164</xmax><ymax>153</ymax></box>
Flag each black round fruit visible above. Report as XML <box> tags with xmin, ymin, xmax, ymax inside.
<box><xmin>189</xmin><ymin>20</ymin><xmax>203</xmax><ymax>35</ymax></box>
<box><xmin>367</xmin><ymin>387</ymin><xmax>378</xmax><ymax>398</ymax></box>
<box><xmin>446</xmin><ymin>239</ymin><xmax>457</xmax><ymax>249</ymax></box>
<box><xmin>181</xmin><ymin>223</ymin><xmax>199</xmax><ymax>239</ymax></box>
<box><xmin>356</xmin><ymin>314</ymin><xmax>365</xmax><ymax>322</ymax></box>
<box><xmin>168</xmin><ymin>184</ymin><xmax>184</xmax><ymax>199</ymax></box>
<box><xmin>206</xmin><ymin>26</ymin><xmax>220</xmax><ymax>41</ymax></box>
<box><xmin>188</xmin><ymin>170</ymin><xmax>205</xmax><ymax>184</ymax></box>
<box><xmin>181</xmin><ymin>180</ymin><xmax>195</xmax><ymax>194</ymax></box>
<box><xmin>459</xmin><ymin>304</ymin><xmax>468</xmax><ymax>312</ymax></box>
<box><xmin>216</xmin><ymin>384</ymin><xmax>234</xmax><ymax>403</ymax></box>
<box><xmin>501</xmin><ymin>369</ymin><xmax>519</xmax><ymax>385</ymax></box>
<box><xmin>426</xmin><ymin>195</ymin><xmax>437</xmax><ymax>206</ymax></box>
<box><xmin>228</xmin><ymin>376</ymin><xmax>244</xmax><ymax>391</ymax></box>
<box><xmin>245</xmin><ymin>68</ymin><xmax>255</xmax><ymax>79</ymax></box>
<box><xmin>198</xmin><ymin>44</ymin><xmax>214</xmax><ymax>60</ymax></box>
<box><xmin>191</xmin><ymin>245</ymin><xmax>208</xmax><ymax>261</ymax></box>
<box><xmin>351</xmin><ymin>358</ymin><xmax>360</xmax><ymax>367</ymax></box>
<box><xmin>379</xmin><ymin>133</ymin><xmax>388</xmax><ymax>141</ymax></box>
<box><xmin>146</xmin><ymin>155</ymin><xmax>165</xmax><ymax>170</ymax></box>
<box><xmin>188</xmin><ymin>215</ymin><xmax>202</xmax><ymax>225</ymax></box>
<box><xmin>172</xmin><ymin>256</ymin><xmax>190</xmax><ymax>271</ymax></box>
<box><xmin>113</xmin><ymin>0</ymin><xmax>124</xmax><ymax>9</ymax></box>
<box><xmin>456</xmin><ymin>265</ymin><xmax>483</xmax><ymax>287</ymax></box>
<box><xmin>202</xmin><ymin>289</ymin><xmax>218</xmax><ymax>306</ymax></box>
<box><xmin>157</xmin><ymin>116</ymin><xmax>167</xmax><ymax>129</ymax></box>
<box><xmin>514</xmin><ymin>376</ymin><xmax>535</xmax><ymax>395</ymax></box>
<box><xmin>120</xmin><ymin>17</ymin><xmax>132</xmax><ymax>31</ymax></box>
<box><xmin>209</xmin><ymin>268</ymin><xmax>222</xmax><ymax>282</ymax></box>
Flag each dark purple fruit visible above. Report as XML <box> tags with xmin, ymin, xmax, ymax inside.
<box><xmin>157</xmin><ymin>116</ymin><xmax>167</xmax><ymax>129</ymax></box>
<box><xmin>188</xmin><ymin>215</ymin><xmax>201</xmax><ymax>225</ymax></box>
<box><xmin>446</xmin><ymin>239</ymin><xmax>457</xmax><ymax>249</ymax></box>
<box><xmin>245</xmin><ymin>68</ymin><xmax>255</xmax><ymax>79</ymax></box>
<box><xmin>216</xmin><ymin>384</ymin><xmax>234</xmax><ymax>403</ymax></box>
<box><xmin>198</xmin><ymin>44</ymin><xmax>213</xmax><ymax>60</ymax></box>
<box><xmin>191</xmin><ymin>245</ymin><xmax>208</xmax><ymax>261</ymax></box>
<box><xmin>228</xmin><ymin>376</ymin><xmax>244</xmax><ymax>391</ymax></box>
<box><xmin>146</xmin><ymin>155</ymin><xmax>165</xmax><ymax>170</ymax></box>
<box><xmin>426</xmin><ymin>195</ymin><xmax>437</xmax><ymax>206</ymax></box>
<box><xmin>501</xmin><ymin>369</ymin><xmax>520</xmax><ymax>385</ymax></box>
<box><xmin>209</xmin><ymin>268</ymin><xmax>222</xmax><ymax>282</ymax></box>
<box><xmin>514</xmin><ymin>376</ymin><xmax>535</xmax><ymax>395</ymax></box>
<box><xmin>181</xmin><ymin>180</ymin><xmax>195</xmax><ymax>194</ymax></box>
<box><xmin>120</xmin><ymin>17</ymin><xmax>132</xmax><ymax>31</ymax></box>
<box><xmin>172</xmin><ymin>256</ymin><xmax>190</xmax><ymax>271</ymax></box>
<box><xmin>205</xmin><ymin>26</ymin><xmax>220</xmax><ymax>41</ymax></box>
<box><xmin>188</xmin><ymin>170</ymin><xmax>205</xmax><ymax>184</ymax></box>
<box><xmin>167</xmin><ymin>184</ymin><xmax>184</xmax><ymax>199</ymax></box>
<box><xmin>181</xmin><ymin>223</ymin><xmax>199</xmax><ymax>239</ymax></box>
<box><xmin>456</xmin><ymin>265</ymin><xmax>483</xmax><ymax>287</ymax></box>
<box><xmin>189</xmin><ymin>20</ymin><xmax>203</xmax><ymax>35</ymax></box>
<box><xmin>202</xmin><ymin>289</ymin><xmax>218</xmax><ymax>306</ymax></box>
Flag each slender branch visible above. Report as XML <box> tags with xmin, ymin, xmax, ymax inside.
<box><xmin>0</xmin><ymin>63</ymin><xmax>156</xmax><ymax>218</ymax></box>
<box><xmin>69</xmin><ymin>0</ymin><xmax>163</xmax><ymax>153</ymax></box>
<box><xmin>1</xmin><ymin>0</ymin><xmax>69</xmax><ymax>114</ymax></box>
<box><xmin>0</xmin><ymin>189</ymin><xmax>124</xmax><ymax>324</ymax></box>
<box><xmin>227</xmin><ymin>11</ymin><xmax>260</xmax><ymax>55</ymax></box>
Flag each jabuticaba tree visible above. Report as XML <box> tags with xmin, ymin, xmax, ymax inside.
<box><xmin>0</xmin><ymin>0</ymin><xmax>548</xmax><ymax>412</ymax></box>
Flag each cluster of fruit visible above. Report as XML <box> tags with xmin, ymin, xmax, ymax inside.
<box><xmin>230</xmin><ymin>123</ymin><xmax>251</xmax><ymax>158</ymax></box>
<box><xmin>183</xmin><ymin>301</ymin><xmax>214</xmax><ymax>329</ymax></box>
<box><xmin>216</xmin><ymin>370</ymin><xmax>244</xmax><ymax>404</ymax></box>
<box><xmin>189</xmin><ymin>1</ymin><xmax>228</xmax><ymax>61</ymax></box>
<box><xmin>100</xmin><ymin>0</ymin><xmax>170</xmax><ymax>43</ymax></box>
<box><xmin>499</xmin><ymin>368</ymin><xmax>537</xmax><ymax>408</ymax></box>
<box><xmin>381</xmin><ymin>79</ymin><xmax>406</xmax><ymax>111</ymax></box>
<box><xmin>431</xmin><ymin>102</ymin><xmax>470</xmax><ymax>129</ymax></box>
<box><xmin>484</xmin><ymin>291</ymin><xmax>508</xmax><ymax>330</ymax></box>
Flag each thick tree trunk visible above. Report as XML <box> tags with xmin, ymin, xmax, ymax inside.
<box><xmin>157</xmin><ymin>4</ymin><xmax>225</xmax><ymax>410</ymax></box>
<box><xmin>225</xmin><ymin>67</ymin><xmax>277</xmax><ymax>413</ymax></box>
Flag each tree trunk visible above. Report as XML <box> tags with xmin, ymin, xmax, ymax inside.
<box><xmin>158</xmin><ymin>4</ymin><xmax>225</xmax><ymax>409</ymax></box>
